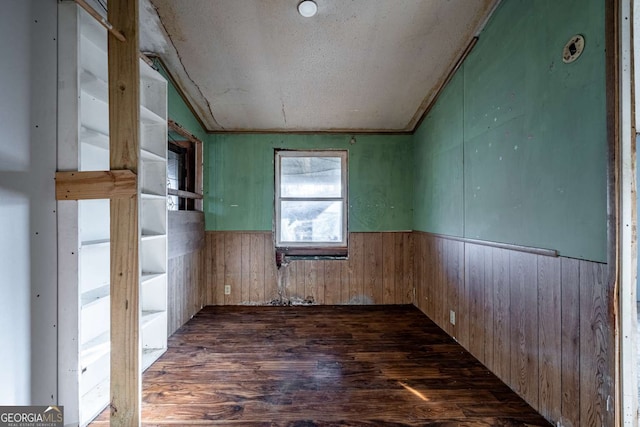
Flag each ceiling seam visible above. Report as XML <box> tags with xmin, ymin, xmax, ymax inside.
<box><xmin>151</xmin><ymin>3</ymin><xmax>224</xmax><ymax>131</ymax></box>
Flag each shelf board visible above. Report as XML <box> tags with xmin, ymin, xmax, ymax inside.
<box><xmin>141</xmin><ymin>272</ymin><xmax>165</xmax><ymax>284</ymax></box>
<box><xmin>80</xmin><ymin>376</ymin><xmax>109</xmax><ymax>427</ymax></box>
<box><xmin>141</xmin><ymin>310</ymin><xmax>165</xmax><ymax>328</ymax></box>
<box><xmin>140</xmin><ymin>192</ymin><xmax>166</xmax><ymax>200</ymax></box>
<box><xmin>141</xmin><ymin>233</ymin><xmax>166</xmax><ymax>242</ymax></box>
<box><xmin>80</xmin><ymin>330</ymin><xmax>110</xmax><ymax>369</ymax></box>
<box><xmin>80</xmin><ymin>12</ymin><xmax>107</xmax><ymax>54</ymax></box>
<box><xmin>140</xmin><ymin>105</ymin><xmax>164</xmax><ymax>125</ymax></box>
<box><xmin>80</xmin><ymin>70</ymin><xmax>108</xmax><ymax>102</ymax></box>
<box><xmin>81</xmin><ymin>284</ymin><xmax>109</xmax><ymax>308</ymax></box>
<box><xmin>142</xmin><ymin>348</ymin><xmax>166</xmax><ymax>372</ymax></box>
<box><xmin>81</xmin><ymin>238</ymin><xmax>110</xmax><ymax>248</ymax></box>
<box><xmin>80</xmin><ymin>126</ymin><xmax>109</xmax><ymax>150</ymax></box>
<box><xmin>141</xmin><ymin>270</ymin><xmax>166</xmax><ymax>278</ymax></box>
<box><xmin>141</xmin><ymin>148</ymin><xmax>166</xmax><ymax>162</ymax></box>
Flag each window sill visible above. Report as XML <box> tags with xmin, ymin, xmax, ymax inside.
<box><xmin>276</xmin><ymin>247</ymin><xmax>348</xmax><ymax>264</ymax></box>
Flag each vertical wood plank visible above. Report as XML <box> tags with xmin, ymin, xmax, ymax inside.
<box><xmin>348</xmin><ymin>233</ymin><xmax>364</xmax><ymax>304</ymax></box>
<box><xmin>193</xmin><ymin>249</ymin><xmax>200</xmax><ymax>311</ymax></box>
<box><xmin>413</xmin><ymin>233</ymin><xmax>424</xmax><ymax>312</ymax></box>
<box><xmin>108</xmin><ymin>0</ymin><xmax>140</xmax><ymax>423</ymax></box>
<box><xmin>560</xmin><ymin>257</ymin><xmax>580</xmax><ymax>426</ymax></box>
<box><xmin>537</xmin><ymin>255</ymin><xmax>562</xmax><ymax>421</ymax></box>
<box><xmin>297</xmin><ymin>260</ymin><xmax>307</xmax><ymax>300</ymax></box>
<box><xmin>579</xmin><ymin>261</ymin><xmax>614</xmax><ymax>427</ymax></box>
<box><xmin>203</xmin><ymin>232</ymin><xmax>211</xmax><ymax>304</ymax></box>
<box><xmin>167</xmin><ymin>257</ymin><xmax>177</xmax><ymax>334</ymax></box>
<box><xmin>200</xmin><ymin>247</ymin><xmax>206</xmax><ymax>308</ymax></box>
<box><xmin>444</xmin><ymin>240</ymin><xmax>456</xmax><ymax>337</ymax></box>
<box><xmin>465</xmin><ymin>243</ymin><xmax>485</xmax><ymax>360</ymax></box>
<box><xmin>364</xmin><ymin>233</ymin><xmax>383</xmax><ymax>304</ymax></box>
<box><xmin>403</xmin><ymin>232</ymin><xmax>414</xmax><ymax>304</ymax></box>
<box><xmin>509</xmin><ymin>251</ymin><xmax>538</xmax><ymax>408</ymax></box>
<box><xmin>424</xmin><ymin>234</ymin><xmax>435</xmax><ymax>319</ymax></box>
<box><xmin>339</xmin><ymin>259</ymin><xmax>350</xmax><ymax>304</ymax></box>
<box><xmin>315</xmin><ymin>260</ymin><xmax>325</xmax><ymax>304</ymax></box>
<box><xmin>214</xmin><ymin>232</ymin><xmax>225</xmax><ymax>305</ymax></box>
<box><xmin>324</xmin><ymin>260</ymin><xmax>340</xmax><ymax>304</ymax></box>
<box><xmin>441</xmin><ymin>239</ymin><xmax>452</xmax><ymax>335</ymax></box>
<box><xmin>240</xmin><ymin>233</ymin><xmax>251</xmax><ymax>303</ymax></box>
<box><xmin>394</xmin><ymin>233</ymin><xmax>406</xmax><ymax>305</ymax></box>
<box><xmin>435</xmin><ymin>237</ymin><xmax>447</xmax><ymax>329</ymax></box>
<box><xmin>264</xmin><ymin>233</ymin><xmax>278</xmax><ymax>303</ymax></box>
<box><xmin>458</xmin><ymin>242</ymin><xmax>469</xmax><ymax>347</ymax></box>
<box><xmin>249</xmin><ymin>233</ymin><xmax>264</xmax><ymax>303</ymax></box>
<box><xmin>454</xmin><ymin>241</ymin><xmax>467</xmax><ymax>346</ymax></box>
<box><xmin>482</xmin><ymin>245</ymin><xmax>494</xmax><ymax>372</ymax></box>
<box><xmin>224</xmin><ymin>233</ymin><xmax>242</xmax><ymax>305</ymax></box>
<box><xmin>303</xmin><ymin>260</ymin><xmax>322</xmax><ymax>303</ymax></box>
<box><xmin>280</xmin><ymin>262</ymin><xmax>290</xmax><ymax>301</ymax></box>
<box><xmin>492</xmin><ymin>247</ymin><xmax>510</xmax><ymax>384</ymax></box>
<box><xmin>167</xmin><ymin>250</ymin><xmax>204</xmax><ymax>335</ymax></box>
<box><xmin>287</xmin><ymin>261</ymin><xmax>300</xmax><ymax>300</ymax></box>
<box><xmin>382</xmin><ymin>233</ymin><xmax>395</xmax><ymax>304</ymax></box>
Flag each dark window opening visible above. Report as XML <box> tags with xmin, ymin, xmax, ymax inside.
<box><xmin>167</xmin><ymin>136</ymin><xmax>198</xmax><ymax>211</ymax></box>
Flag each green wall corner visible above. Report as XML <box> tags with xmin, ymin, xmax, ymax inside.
<box><xmin>154</xmin><ymin>59</ymin><xmax>207</xmax><ymax>142</ymax></box>
<box><xmin>412</xmin><ymin>0</ymin><xmax>607</xmax><ymax>262</ymax></box>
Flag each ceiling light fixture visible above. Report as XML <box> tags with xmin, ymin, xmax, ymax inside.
<box><xmin>298</xmin><ymin>0</ymin><xmax>318</xmax><ymax>18</ymax></box>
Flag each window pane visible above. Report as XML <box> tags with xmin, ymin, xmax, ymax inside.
<box><xmin>281</xmin><ymin>156</ymin><xmax>342</xmax><ymax>198</ymax></box>
<box><xmin>167</xmin><ymin>150</ymin><xmax>180</xmax><ymax>211</ymax></box>
<box><xmin>280</xmin><ymin>201</ymin><xmax>342</xmax><ymax>243</ymax></box>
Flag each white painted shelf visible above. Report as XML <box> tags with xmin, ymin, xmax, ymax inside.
<box><xmin>57</xmin><ymin>3</ymin><xmax>168</xmax><ymax>426</ymax></box>
<box><xmin>80</xmin><ymin>126</ymin><xmax>109</xmax><ymax>150</ymax></box>
<box><xmin>81</xmin><ymin>377</ymin><xmax>109</xmax><ymax>426</ymax></box>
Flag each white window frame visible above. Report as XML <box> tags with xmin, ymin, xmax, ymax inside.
<box><xmin>275</xmin><ymin>150</ymin><xmax>348</xmax><ymax>253</ymax></box>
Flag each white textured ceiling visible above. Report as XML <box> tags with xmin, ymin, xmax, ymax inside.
<box><xmin>141</xmin><ymin>0</ymin><xmax>499</xmax><ymax>133</ymax></box>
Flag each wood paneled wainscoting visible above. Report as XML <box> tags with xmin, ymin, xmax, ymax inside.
<box><xmin>167</xmin><ymin>211</ymin><xmax>205</xmax><ymax>336</ymax></box>
<box><xmin>413</xmin><ymin>231</ymin><xmax>615</xmax><ymax>427</ymax></box>
<box><xmin>204</xmin><ymin>231</ymin><xmax>414</xmax><ymax>305</ymax></box>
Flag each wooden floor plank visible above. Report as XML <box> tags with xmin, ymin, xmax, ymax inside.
<box><xmin>91</xmin><ymin>305</ymin><xmax>550</xmax><ymax>426</ymax></box>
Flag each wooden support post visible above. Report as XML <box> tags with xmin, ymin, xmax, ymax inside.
<box><xmin>108</xmin><ymin>0</ymin><xmax>140</xmax><ymax>425</ymax></box>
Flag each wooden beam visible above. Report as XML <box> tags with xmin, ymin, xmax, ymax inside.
<box><xmin>55</xmin><ymin>170</ymin><xmax>136</xmax><ymax>200</ymax></box>
<box><xmin>74</xmin><ymin>0</ymin><xmax>126</xmax><ymax>42</ymax></box>
<box><xmin>168</xmin><ymin>188</ymin><xmax>203</xmax><ymax>200</ymax></box>
<box><xmin>108</xmin><ymin>0</ymin><xmax>140</xmax><ymax>425</ymax></box>
<box><xmin>168</xmin><ymin>119</ymin><xmax>201</xmax><ymax>144</ymax></box>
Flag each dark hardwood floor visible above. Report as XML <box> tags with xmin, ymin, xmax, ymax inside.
<box><xmin>91</xmin><ymin>305</ymin><xmax>551</xmax><ymax>426</ymax></box>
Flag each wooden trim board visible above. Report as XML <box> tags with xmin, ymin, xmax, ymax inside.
<box><xmin>414</xmin><ymin>230</ymin><xmax>558</xmax><ymax>258</ymax></box>
<box><xmin>55</xmin><ymin>170</ymin><xmax>136</xmax><ymax>200</ymax></box>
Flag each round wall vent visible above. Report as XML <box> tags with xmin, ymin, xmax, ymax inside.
<box><xmin>562</xmin><ymin>35</ymin><xmax>585</xmax><ymax>64</ymax></box>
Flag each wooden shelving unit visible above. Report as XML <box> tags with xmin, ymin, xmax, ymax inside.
<box><xmin>57</xmin><ymin>3</ymin><xmax>168</xmax><ymax>425</ymax></box>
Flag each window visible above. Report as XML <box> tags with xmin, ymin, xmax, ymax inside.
<box><xmin>167</xmin><ymin>143</ymin><xmax>187</xmax><ymax>210</ymax></box>
<box><xmin>166</xmin><ymin>120</ymin><xmax>203</xmax><ymax>211</ymax></box>
<box><xmin>275</xmin><ymin>150</ymin><xmax>348</xmax><ymax>256</ymax></box>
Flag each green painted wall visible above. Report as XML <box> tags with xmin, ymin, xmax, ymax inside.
<box><xmin>413</xmin><ymin>70</ymin><xmax>464</xmax><ymax>237</ymax></box>
<box><xmin>413</xmin><ymin>0</ymin><xmax>607</xmax><ymax>262</ymax></box>
<box><xmin>205</xmin><ymin>134</ymin><xmax>413</xmax><ymax>232</ymax></box>
<box><xmin>154</xmin><ymin>59</ymin><xmax>207</xmax><ymax>142</ymax></box>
